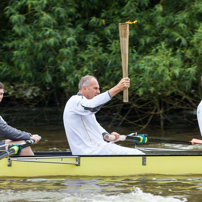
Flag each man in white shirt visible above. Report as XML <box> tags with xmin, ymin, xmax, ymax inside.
<box><xmin>197</xmin><ymin>76</ymin><xmax>202</xmax><ymax>136</ymax></box>
<box><xmin>63</xmin><ymin>75</ymin><xmax>144</xmax><ymax>155</ymax></box>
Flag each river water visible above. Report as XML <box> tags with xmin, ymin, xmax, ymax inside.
<box><xmin>0</xmin><ymin>107</ymin><xmax>202</xmax><ymax>202</ymax></box>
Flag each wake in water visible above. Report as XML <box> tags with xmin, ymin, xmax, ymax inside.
<box><xmin>61</xmin><ymin>187</ymin><xmax>187</xmax><ymax>202</ymax></box>
<box><xmin>0</xmin><ymin>187</ymin><xmax>187</xmax><ymax>202</ymax></box>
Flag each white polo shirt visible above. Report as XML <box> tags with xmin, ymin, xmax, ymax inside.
<box><xmin>63</xmin><ymin>91</ymin><xmax>144</xmax><ymax>155</ymax></box>
<box><xmin>197</xmin><ymin>101</ymin><xmax>202</xmax><ymax>136</ymax></box>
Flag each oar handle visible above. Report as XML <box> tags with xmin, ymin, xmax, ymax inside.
<box><xmin>23</xmin><ymin>136</ymin><xmax>41</xmax><ymax>148</ymax></box>
<box><xmin>105</xmin><ymin>134</ymin><xmax>147</xmax><ymax>145</ymax></box>
<box><xmin>105</xmin><ymin>133</ymin><xmax>202</xmax><ymax>145</ymax></box>
<box><xmin>25</xmin><ymin>136</ymin><xmax>41</xmax><ymax>145</ymax></box>
<box><xmin>105</xmin><ymin>134</ymin><xmax>126</xmax><ymax>141</ymax></box>
<box><xmin>26</xmin><ymin>139</ymin><xmax>34</xmax><ymax>145</ymax></box>
<box><xmin>0</xmin><ymin>136</ymin><xmax>42</xmax><ymax>160</ymax></box>
<box><xmin>105</xmin><ymin>134</ymin><xmax>143</xmax><ymax>142</ymax></box>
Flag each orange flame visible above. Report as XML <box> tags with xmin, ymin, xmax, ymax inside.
<box><xmin>125</xmin><ymin>20</ymin><xmax>137</xmax><ymax>24</ymax></box>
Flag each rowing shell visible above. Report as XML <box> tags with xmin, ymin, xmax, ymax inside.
<box><xmin>1</xmin><ymin>150</ymin><xmax>202</xmax><ymax>177</ymax></box>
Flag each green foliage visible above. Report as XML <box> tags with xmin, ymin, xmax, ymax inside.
<box><xmin>1</xmin><ymin>0</ymin><xmax>202</xmax><ymax>128</ymax></box>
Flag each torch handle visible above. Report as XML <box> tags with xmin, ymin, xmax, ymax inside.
<box><xmin>119</xmin><ymin>23</ymin><xmax>129</xmax><ymax>102</ymax></box>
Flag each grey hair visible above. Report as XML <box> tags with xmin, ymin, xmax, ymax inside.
<box><xmin>78</xmin><ymin>75</ymin><xmax>96</xmax><ymax>90</ymax></box>
<box><xmin>0</xmin><ymin>82</ymin><xmax>4</xmax><ymax>89</ymax></box>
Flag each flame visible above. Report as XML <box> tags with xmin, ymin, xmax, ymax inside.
<box><xmin>125</xmin><ymin>20</ymin><xmax>137</xmax><ymax>24</ymax></box>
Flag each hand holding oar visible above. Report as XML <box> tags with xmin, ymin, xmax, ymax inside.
<box><xmin>105</xmin><ymin>133</ymin><xmax>147</xmax><ymax>145</ymax></box>
<box><xmin>105</xmin><ymin>133</ymin><xmax>202</xmax><ymax>145</ymax></box>
<box><xmin>0</xmin><ymin>137</ymin><xmax>41</xmax><ymax>160</ymax></box>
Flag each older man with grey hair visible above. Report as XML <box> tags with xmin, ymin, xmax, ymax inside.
<box><xmin>63</xmin><ymin>75</ymin><xmax>144</xmax><ymax>155</ymax></box>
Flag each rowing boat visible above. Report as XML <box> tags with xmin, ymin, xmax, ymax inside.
<box><xmin>1</xmin><ymin>149</ymin><xmax>202</xmax><ymax>177</ymax></box>
<box><xmin>1</xmin><ymin>135</ymin><xmax>202</xmax><ymax>177</ymax></box>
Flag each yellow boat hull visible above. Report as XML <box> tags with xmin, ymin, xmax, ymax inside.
<box><xmin>1</xmin><ymin>151</ymin><xmax>202</xmax><ymax>177</ymax></box>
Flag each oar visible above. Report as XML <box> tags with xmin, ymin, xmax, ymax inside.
<box><xmin>0</xmin><ymin>139</ymin><xmax>35</xmax><ymax>160</ymax></box>
<box><xmin>105</xmin><ymin>133</ymin><xmax>202</xmax><ymax>145</ymax></box>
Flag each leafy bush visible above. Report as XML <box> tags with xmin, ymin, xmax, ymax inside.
<box><xmin>1</xmin><ymin>0</ymin><xmax>202</xmax><ymax>128</ymax></box>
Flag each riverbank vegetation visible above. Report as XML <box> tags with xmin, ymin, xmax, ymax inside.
<box><xmin>1</xmin><ymin>0</ymin><xmax>202</xmax><ymax>128</ymax></box>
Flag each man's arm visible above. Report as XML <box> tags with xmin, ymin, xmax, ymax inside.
<box><xmin>0</xmin><ymin>117</ymin><xmax>31</xmax><ymax>140</ymax></box>
<box><xmin>108</xmin><ymin>77</ymin><xmax>130</xmax><ymax>98</ymax></box>
<box><xmin>76</xmin><ymin>92</ymin><xmax>111</xmax><ymax>115</ymax></box>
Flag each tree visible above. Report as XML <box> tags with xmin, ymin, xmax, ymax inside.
<box><xmin>1</xmin><ymin>0</ymin><xmax>202</xmax><ymax>128</ymax></box>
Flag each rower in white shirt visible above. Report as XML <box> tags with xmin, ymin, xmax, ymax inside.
<box><xmin>63</xmin><ymin>75</ymin><xmax>145</xmax><ymax>155</ymax></box>
<box><xmin>197</xmin><ymin>76</ymin><xmax>202</xmax><ymax>136</ymax></box>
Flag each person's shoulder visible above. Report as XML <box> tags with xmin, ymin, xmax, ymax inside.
<box><xmin>0</xmin><ymin>116</ymin><xmax>7</xmax><ymax>126</ymax></box>
<box><xmin>0</xmin><ymin>116</ymin><xmax>6</xmax><ymax>123</ymax></box>
<box><xmin>68</xmin><ymin>94</ymin><xmax>83</xmax><ymax>103</ymax></box>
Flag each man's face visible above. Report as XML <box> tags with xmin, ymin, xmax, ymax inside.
<box><xmin>86</xmin><ymin>78</ymin><xmax>100</xmax><ymax>99</ymax></box>
<box><xmin>0</xmin><ymin>89</ymin><xmax>4</xmax><ymax>102</ymax></box>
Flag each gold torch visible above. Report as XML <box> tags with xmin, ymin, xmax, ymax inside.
<box><xmin>119</xmin><ymin>20</ymin><xmax>137</xmax><ymax>102</ymax></box>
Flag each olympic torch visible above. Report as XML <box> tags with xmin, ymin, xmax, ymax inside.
<box><xmin>119</xmin><ymin>20</ymin><xmax>137</xmax><ymax>102</ymax></box>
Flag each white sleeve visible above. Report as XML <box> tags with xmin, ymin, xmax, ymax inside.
<box><xmin>73</xmin><ymin>91</ymin><xmax>111</xmax><ymax>115</ymax></box>
<box><xmin>197</xmin><ymin>101</ymin><xmax>202</xmax><ymax>136</ymax></box>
